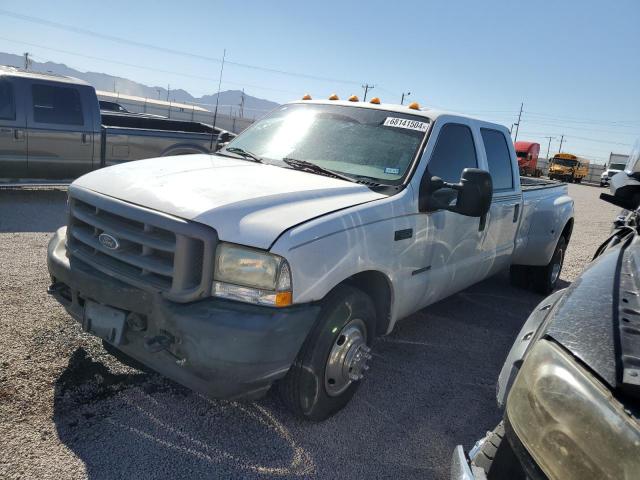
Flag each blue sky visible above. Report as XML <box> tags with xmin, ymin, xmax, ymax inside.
<box><xmin>1</xmin><ymin>0</ymin><xmax>638</xmax><ymax>163</ymax></box>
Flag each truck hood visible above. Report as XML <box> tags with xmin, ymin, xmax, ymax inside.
<box><xmin>73</xmin><ymin>154</ymin><xmax>386</xmax><ymax>249</ymax></box>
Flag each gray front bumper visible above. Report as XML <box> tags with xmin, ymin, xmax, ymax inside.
<box><xmin>451</xmin><ymin>445</ymin><xmax>487</xmax><ymax>480</ymax></box>
<box><xmin>47</xmin><ymin>226</ymin><xmax>320</xmax><ymax>400</ymax></box>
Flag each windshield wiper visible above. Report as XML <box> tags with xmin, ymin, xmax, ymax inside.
<box><xmin>282</xmin><ymin>158</ymin><xmax>355</xmax><ymax>183</ymax></box>
<box><xmin>225</xmin><ymin>147</ymin><xmax>264</xmax><ymax>163</ymax></box>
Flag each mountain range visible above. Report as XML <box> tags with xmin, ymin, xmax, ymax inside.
<box><xmin>0</xmin><ymin>52</ymin><xmax>279</xmax><ymax>119</ymax></box>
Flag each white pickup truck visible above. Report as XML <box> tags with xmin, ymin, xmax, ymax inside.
<box><xmin>47</xmin><ymin>97</ymin><xmax>574</xmax><ymax>420</ymax></box>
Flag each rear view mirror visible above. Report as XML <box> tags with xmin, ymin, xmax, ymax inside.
<box><xmin>420</xmin><ymin>168</ymin><xmax>493</xmax><ymax>217</ymax></box>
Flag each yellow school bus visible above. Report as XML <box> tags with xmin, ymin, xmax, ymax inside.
<box><xmin>548</xmin><ymin>153</ymin><xmax>589</xmax><ymax>183</ymax></box>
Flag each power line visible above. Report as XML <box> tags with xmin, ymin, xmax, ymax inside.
<box><xmin>523</xmin><ymin>110</ymin><xmax>640</xmax><ymax>126</ymax></box>
<box><xmin>0</xmin><ymin>36</ymin><xmax>303</xmax><ymax>96</ymax></box>
<box><xmin>0</xmin><ymin>9</ymin><xmax>362</xmax><ymax>85</ymax></box>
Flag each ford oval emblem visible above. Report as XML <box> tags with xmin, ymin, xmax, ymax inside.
<box><xmin>98</xmin><ymin>233</ymin><xmax>120</xmax><ymax>250</ymax></box>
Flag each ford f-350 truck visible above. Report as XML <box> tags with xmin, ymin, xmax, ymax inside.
<box><xmin>47</xmin><ymin>97</ymin><xmax>574</xmax><ymax>420</ymax></box>
<box><xmin>0</xmin><ymin>66</ymin><xmax>232</xmax><ymax>181</ymax></box>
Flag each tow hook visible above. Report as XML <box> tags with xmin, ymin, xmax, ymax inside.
<box><xmin>144</xmin><ymin>334</ymin><xmax>174</xmax><ymax>353</ymax></box>
<box><xmin>47</xmin><ymin>282</ymin><xmax>65</xmax><ymax>295</ymax></box>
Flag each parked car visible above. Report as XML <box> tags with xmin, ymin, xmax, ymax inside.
<box><xmin>600</xmin><ymin>156</ymin><xmax>628</xmax><ymax>187</ymax></box>
<box><xmin>47</xmin><ymin>96</ymin><xmax>574</xmax><ymax>420</ymax></box>
<box><xmin>451</xmin><ymin>145</ymin><xmax>640</xmax><ymax>479</ymax></box>
<box><xmin>0</xmin><ymin>66</ymin><xmax>233</xmax><ymax>181</ymax></box>
<box><xmin>514</xmin><ymin>141</ymin><xmax>541</xmax><ymax>177</ymax></box>
<box><xmin>98</xmin><ymin>100</ymin><xmax>129</xmax><ymax>113</ymax></box>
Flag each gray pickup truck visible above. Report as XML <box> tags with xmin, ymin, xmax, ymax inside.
<box><xmin>0</xmin><ymin>66</ymin><xmax>232</xmax><ymax>181</ymax></box>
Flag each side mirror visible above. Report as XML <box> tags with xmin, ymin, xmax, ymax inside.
<box><xmin>420</xmin><ymin>168</ymin><xmax>493</xmax><ymax>217</ymax></box>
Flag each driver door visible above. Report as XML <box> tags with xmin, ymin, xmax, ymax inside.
<box><xmin>412</xmin><ymin>120</ymin><xmax>490</xmax><ymax>309</ymax></box>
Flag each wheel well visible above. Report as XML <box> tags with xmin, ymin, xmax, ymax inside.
<box><xmin>342</xmin><ymin>271</ymin><xmax>392</xmax><ymax>337</ymax></box>
<box><xmin>561</xmin><ymin>218</ymin><xmax>574</xmax><ymax>243</ymax></box>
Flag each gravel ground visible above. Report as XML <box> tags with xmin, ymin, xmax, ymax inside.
<box><xmin>0</xmin><ymin>183</ymin><xmax>620</xmax><ymax>479</ymax></box>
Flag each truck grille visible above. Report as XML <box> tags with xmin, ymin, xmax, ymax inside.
<box><xmin>66</xmin><ymin>187</ymin><xmax>217</xmax><ymax>302</ymax></box>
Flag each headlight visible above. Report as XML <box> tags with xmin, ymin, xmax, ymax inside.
<box><xmin>212</xmin><ymin>243</ymin><xmax>292</xmax><ymax>307</ymax></box>
<box><xmin>507</xmin><ymin>339</ymin><xmax>640</xmax><ymax>480</ymax></box>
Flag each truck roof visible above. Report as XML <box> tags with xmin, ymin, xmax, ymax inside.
<box><xmin>0</xmin><ymin>65</ymin><xmax>91</xmax><ymax>87</ymax></box>
<box><xmin>288</xmin><ymin>99</ymin><xmax>509</xmax><ymax>131</ymax></box>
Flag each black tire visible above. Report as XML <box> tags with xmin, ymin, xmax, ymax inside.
<box><xmin>575</xmin><ymin>177</ymin><xmax>582</xmax><ymax>184</ymax></box>
<box><xmin>600</xmin><ymin>182</ymin><xmax>605</xmax><ymax>187</ymax></box>
<box><xmin>530</xmin><ymin>236</ymin><xmax>566</xmax><ymax>295</ymax></box>
<box><xmin>277</xmin><ymin>285</ymin><xmax>376</xmax><ymax>421</ymax></box>
<box><xmin>509</xmin><ymin>264</ymin><xmax>530</xmax><ymax>289</ymax></box>
<box><xmin>471</xmin><ymin>422</ymin><xmax>525</xmax><ymax>480</ymax></box>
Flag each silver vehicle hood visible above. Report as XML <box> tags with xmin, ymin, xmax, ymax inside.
<box><xmin>73</xmin><ymin>154</ymin><xmax>386</xmax><ymax>249</ymax></box>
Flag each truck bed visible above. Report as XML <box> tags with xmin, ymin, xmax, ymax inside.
<box><xmin>520</xmin><ymin>176</ymin><xmax>563</xmax><ymax>191</ymax></box>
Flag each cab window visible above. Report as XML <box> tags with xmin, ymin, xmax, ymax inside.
<box><xmin>481</xmin><ymin>128</ymin><xmax>514</xmax><ymax>191</ymax></box>
<box><xmin>32</xmin><ymin>84</ymin><xmax>84</xmax><ymax>125</ymax></box>
<box><xmin>0</xmin><ymin>79</ymin><xmax>16</xmax><ymax>121</ymax></box>
<box><xmin>427</xmin><ymin>123</ymin><xmax>477</xmax><ymax>183</ymax></box>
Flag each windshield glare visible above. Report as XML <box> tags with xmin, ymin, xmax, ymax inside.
<box><xmin>223</xmin><ymin>103</ymin><xmax>430</xmax><ymax>184</ymax></box>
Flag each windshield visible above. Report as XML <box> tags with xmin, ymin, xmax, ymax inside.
<box><xmin>516</xmin><ymin>151</ymin><xmax>528</xmax><ymax>158</ymax></box>
<box><xmin>610</xmin><ymin>163</ymin><xmax>626</xmax><ymax>171</ymax></box>
<box><xmin>552</xmin><ymin>158</ymin><xmax>578</xmax><ymax>167</ymax></box>
<box><xmin>222</xmin><ymin>103</ymin><xmax>430</xmax><ymax>185</ymax></box>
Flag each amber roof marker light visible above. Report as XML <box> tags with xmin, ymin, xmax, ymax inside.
<box><xmin>369</xmin><ymin>97</ymin><xmax>381</xmax><ymax>104</ymax></box>
<box><xmin>348</xmin><ymin>95</ymin><xmax>359</xmax><ymax>102</ymax></box>
<box><xmin>328</xmin><ymin>93</ymin><xmax>339</xmax><ymax>100</ymax></box>
<box><xmin>301</xmin><ymin>93</ymin><xmax>312</xmax><ymax>100</ymax></box>
<box><xmin>408</xmin><ymin>101</ymin><xmax>420</xmax><ymax>110</ymax></box>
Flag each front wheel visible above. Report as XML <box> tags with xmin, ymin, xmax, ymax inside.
<box><xmin>277</xmin><ymin>285</ymin><xmax>376</xmax><ymax>421</ymax></box>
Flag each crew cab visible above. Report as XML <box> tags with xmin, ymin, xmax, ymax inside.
<box><xmin>0</xmin><ymin>66</ymin><xmax>232</xmax><ymax>181</ymax></box>
<box><xmin>47</xmin><ymin>97</ymin><xmax>574</xmax><ymax>420</ymax></box>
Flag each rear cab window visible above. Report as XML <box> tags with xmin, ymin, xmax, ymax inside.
<box><xmin>32</xmin><ymin>84</ymin><xmax>84</xmax><ymax>125</ymax></box>
<box><xmin>481</xmin><ymin>128</ymin><xmax>514</xmax><ymax>191</ymax></box>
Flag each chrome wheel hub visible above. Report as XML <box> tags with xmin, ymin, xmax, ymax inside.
<box><xmin>324</xmin><ymin>319</ymin><xmax>371</xmax><ymax>397</ymax></box>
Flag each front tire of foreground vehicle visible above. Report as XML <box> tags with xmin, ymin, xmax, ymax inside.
<box><xmin>277</xmin><ymin>285</ymin><xmax>376</xmax><ymax>421</ymax></box>
<box><xmin>471</xmin><ymin>421</ymin><xmax>525</xmax><ymax>480</ymax></box>
<box><xmin>530</xmin><ymin>236</ymin><xmax>566</xmax><ymax>295</ymax></box>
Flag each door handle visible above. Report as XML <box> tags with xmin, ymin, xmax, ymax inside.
<box><xmin>13</xmin><ymin>129</ymin><xmax>25</xmax><ymax>141</ymax></box>
<box><xmin>513</xmin><ymin>204</ymin><xmax>520</xmax><ymax>223</ymax></box>
<box><xmin>81</xmin><ymin>133</ymin><xmax>90</xmax><ymax>144</ymax></box>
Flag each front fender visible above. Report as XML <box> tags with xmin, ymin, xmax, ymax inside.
<box><xmin>161</xmin><ymin>143</ymin><xmax>210</xmax><ymax>156</ymax></box>
<box><xmin>496</xmin><ymin>289</ymin><xmax>566</xmax><ymax>407</ymax></box>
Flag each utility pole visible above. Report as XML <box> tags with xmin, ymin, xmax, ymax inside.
<box><xmin>210</xmin><ymin>48</ymin><xmax>226</xmax><ymax>150</ymax></box>
<box><xmin>23</xmin><ymin>52</ymin><xmax>31</xmax><ymax>70</ymax></box>
<box><xmin>156</xmin><ymin>88</ymin><xmax>162</xmax><ymax>99</ymax></box>
<box><xmin>166</xmin><ymin>84</ymin><xmax>170</xmax><ymax>102</ymax></box>
<box><xmin>558</xmin><ymin>134</ymin><xmax>565</xmax><ymax>153</ymax></box>
<box><xmin>361</xmin><ymin>83</ymin><xmax>375</xmax><ymax>101</ymax></box>
<box><xmin>513</xmin><ymin>102</ymin><xmax>523</xmax><ymax>142</ymax></box>
<box><xmin>400</xmin><ymin>92</ymin><xmax>411</xmax><ymax>105</ymax></box>
<box><xmin>239</xmin><ymin>88</ymin><xmax>245</xmax><ymax>119</ymax></box>
<box><xmin>543</xmin><ymin>136</ymin><xmax>555</xmax><ymax>160</ymax></box>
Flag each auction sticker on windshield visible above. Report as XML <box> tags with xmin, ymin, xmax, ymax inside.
<box><xmin>383</xmin><ymin>117</ymin><xmax>429</xmax><ymax>132</ymax></box>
